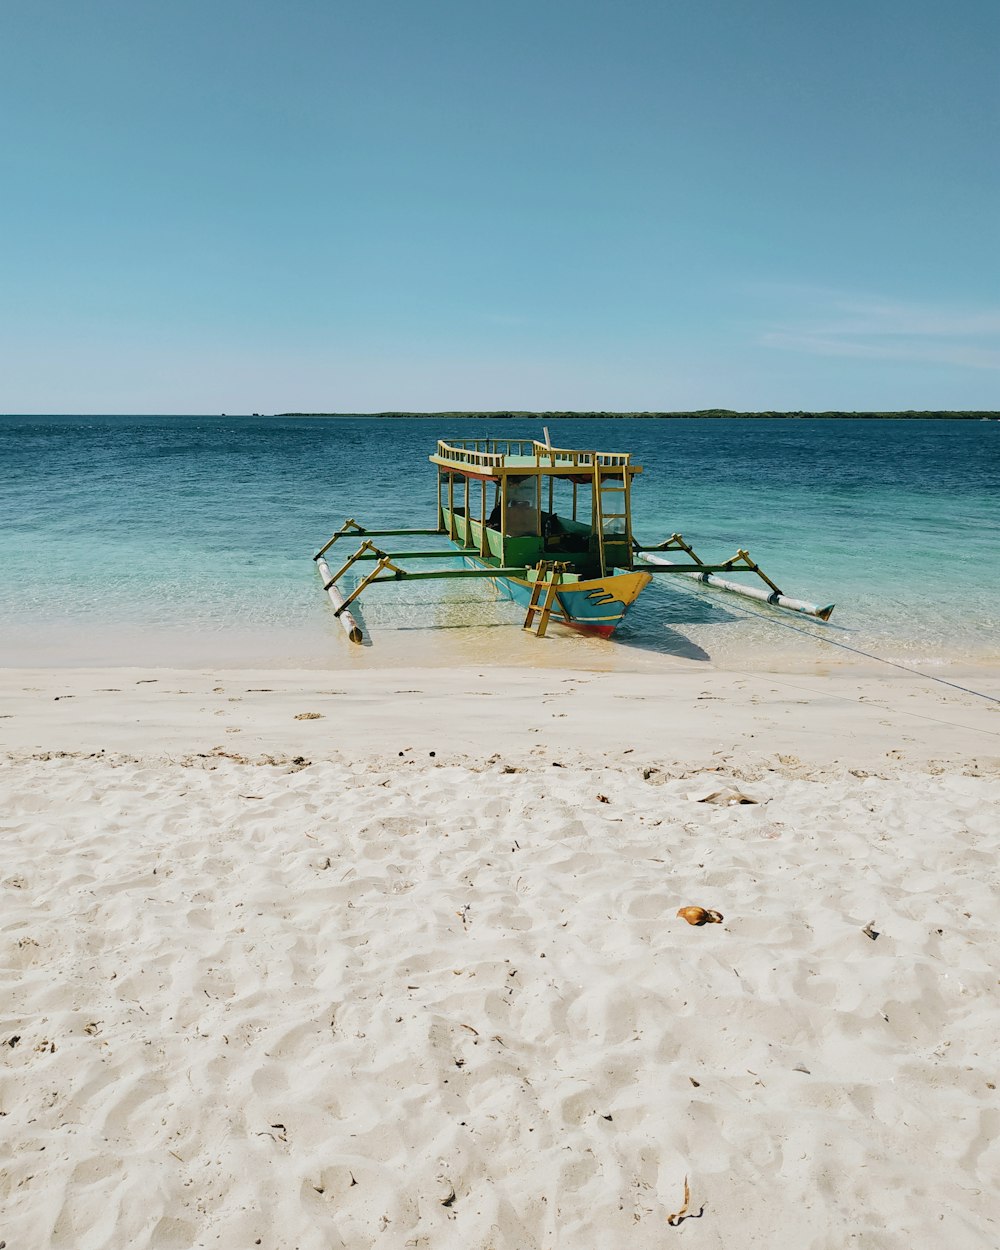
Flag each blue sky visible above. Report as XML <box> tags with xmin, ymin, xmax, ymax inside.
<box><xmin>2</xmin><ymin>0</ymin><xmax>997</xmax><ymax>412</ymax></box>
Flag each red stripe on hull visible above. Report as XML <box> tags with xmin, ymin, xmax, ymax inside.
<box><xmin>562</xmin><ymin>619</ymin><xmax>618</xmax><ymax>638</ymax></box>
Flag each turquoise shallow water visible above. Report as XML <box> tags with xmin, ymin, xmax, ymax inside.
<box><xmin>1</xmin><ymin>415</ymin><xmax>998</xmax><ymax>671</ymax></box>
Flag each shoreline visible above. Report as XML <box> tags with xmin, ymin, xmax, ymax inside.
<box><xmin>4</xmin><ymin>607</ymin><xmax>999</xmax><ymax>679</ymax></box>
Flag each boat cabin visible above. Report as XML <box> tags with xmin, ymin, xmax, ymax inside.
<box><xmin>429</xmin><ymin>438</ymin><xmax>643</xmax><ymax>577</ymax></box>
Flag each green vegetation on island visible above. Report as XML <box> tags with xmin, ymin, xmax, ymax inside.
<box><xmin>274</xmin><ymin>409</ymin><xmax>999</xmax><ymax>420</ymax></box>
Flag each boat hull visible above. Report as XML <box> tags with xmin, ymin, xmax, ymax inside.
<box><xmin>465</xmin><ymin>556</ymin><xmax>651</xmax><ymax>636</ymax></box>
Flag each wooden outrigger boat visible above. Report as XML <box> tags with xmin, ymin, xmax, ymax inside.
<box><xmin>314</xmin><ymin>436</ymin><xmax>833</xmax><ymax>643</ymax></box>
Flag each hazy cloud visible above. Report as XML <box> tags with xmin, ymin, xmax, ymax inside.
<box><xmin>758</xmin><ymin>289</ymin><xmax>1000</xmax><ymax>370</ymax></box>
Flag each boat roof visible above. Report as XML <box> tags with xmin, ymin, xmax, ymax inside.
<box><xmin>430</xmin><ymin>438</ymin><xmax>643</xmax><ymax>479</ymax></box>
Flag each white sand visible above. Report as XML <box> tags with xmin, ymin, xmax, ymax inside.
<box><xmin>2</xmin><ymin>665</ymin><xmax>999</xmax><ymax>1248</ymax></box>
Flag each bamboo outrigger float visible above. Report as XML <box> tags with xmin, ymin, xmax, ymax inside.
<box><xmin>313</xmin><ymin>436</ymin><xmax>833</xmax><ymax>643</ymax></box>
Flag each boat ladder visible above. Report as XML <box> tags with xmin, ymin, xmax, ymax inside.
<box><xmin>523</xmin><ymin>561</ymin><xmax>567</xmax><ymax>637</ymax></box>
<box><xmin>593</xmin><ymin>462</ymin><xmax>633</xmax><ymax>575</ymax></box>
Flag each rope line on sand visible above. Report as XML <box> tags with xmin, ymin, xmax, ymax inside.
<box><xmin>678</xmin><ymin>586</ymin><xmax>1000</xmax><ymax>706</ymax></box>
<box><xmin>737</xmin><ymin>670</ymin><xmax>1000</xmax><ymax>741</ymax></box>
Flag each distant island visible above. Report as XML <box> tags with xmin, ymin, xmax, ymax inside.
<box><xmin>274</xmin><ymin>409</ymin><xmax>998</xmax><ymax>420</ymax></box>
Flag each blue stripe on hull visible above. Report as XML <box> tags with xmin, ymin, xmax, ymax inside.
<box><xmin>465</xmin><ymin>556</ymin><xmax>641</xmax><ymax>634</ymax></box>
<box><xmin>503</xmin><ymin>576</ymin><xmax>629</xmax><ymax>627</ymax></box>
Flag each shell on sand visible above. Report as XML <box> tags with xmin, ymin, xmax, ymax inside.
<box><xmin>677</xmin><ymin>905</ymin><xmax>724</xmax><ymax>926</ymax></box>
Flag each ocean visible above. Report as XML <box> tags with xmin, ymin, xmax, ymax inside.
<box><xmin>2</xmin><ymin>415</ymin><xmax>998</xmax><ymax>672</ymax></box>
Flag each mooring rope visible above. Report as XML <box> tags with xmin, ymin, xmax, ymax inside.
<box><xmin>679</xmin><ymin>586</ymin><xmax>1000</xmax><ymax>706</ymax></box>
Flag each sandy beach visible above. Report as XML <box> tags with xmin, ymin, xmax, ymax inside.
<box><xmin>2</xmin><ymin>663</ymin><xmax>999</xmax><ymax>1248</ymax></box>
<box><xmin>6</xmin><ymin>0</ymin><xmax>999</xmax><ymax>1239</ymax></box>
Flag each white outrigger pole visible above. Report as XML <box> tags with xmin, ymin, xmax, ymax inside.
<box><xmin>636</xmin><ymin>534</ymin><xmax>834</xmax><ymax>621</ymax></box>
<box><xmin>315</xmin><ymin>554</ymin><xmax>364</xmax><ymax>643</ymax></box>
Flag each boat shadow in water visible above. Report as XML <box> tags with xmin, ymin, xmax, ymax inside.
<box><xmin>618</xmin><ymin>623</ymin><xmax>712</xmax><ymax>662</ymax></box>
<box><xmin>611</xmin><ymin>580</ymin><xmax>744</xmax><ymax>662</ymax></box>
<box><xmin>331</xmin><ymin>576</ymin><xmax>725</xmax><ymax>662</ymax></box>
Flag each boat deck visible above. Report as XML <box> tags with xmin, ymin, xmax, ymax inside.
<box><xmin>430</xmin><ymin>438</ymin><xmax>641</xmax><ymax>477</ymax></box>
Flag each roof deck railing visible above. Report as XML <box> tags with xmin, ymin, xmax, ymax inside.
<box><xmin>435</xmin><ymin>438</ymin><xmax>632</xmax><ymax>470</ymax></box>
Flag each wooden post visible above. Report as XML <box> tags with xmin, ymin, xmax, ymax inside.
<box><xmin>592</xmin><ymin>462</ymin><xmax>604</xmax><ymax>575</ymax></box>
<box><xmin>314</xmin><ymin>518</ymin><xmax>364</xmax><ymax>561</ymax></box>
<box><xmin>324</xmin><ymin>539</ymin><xmax>378</xmax><ymax>587</ymax></box>
<box><xmin>499</xmin><ymin>472</ymin><xmax>507</xmax><ymax>565</ymax></box>
<box><xmin>436</xmin><ymin>468</ymin><xmax>444</xmax><ymax>531</ymax></box>
<box><xmin>624</xmin><ymin>468</ymin><xmax>633</xmax><ymax>555</ymax></box>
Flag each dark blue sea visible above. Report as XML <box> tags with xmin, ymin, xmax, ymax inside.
<box><xmin>2</xmin><ymin>415</ymin><xmax>998</xmax><ymax>670</ymax></box>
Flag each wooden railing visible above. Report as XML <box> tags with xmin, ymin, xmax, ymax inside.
<box><xmin>434</xmin><ymin>441</ymin><xmax>507</xmax><ymax>468</ymax></box>
<box><xmin>534</xmin><ymin>441</ymin><xmax>631</xmax><ymax>467</ymax></box>
<box><xmin>435</xmin><ymin>439</ymin><xmax>631</xmax><ymax>469</ymax></box>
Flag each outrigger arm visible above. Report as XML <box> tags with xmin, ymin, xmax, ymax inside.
<box><xmin>313</xmin><ymin>519</ymin><xmax>452</xmax><ymax>643</ymax></box>
<box><xmin>313</xmin><ymin>519</ymin><xmax>529</xmax><ymax>645</ymax></box>
<box><xmin>313</xmin><ymin>517</ymin><xmax>445</xmax><ymax>562</ymax></box>
<box><xmin>632</xmin><ymin>534</ymin><xmax>834</xmax><ymax>621</ymax></box>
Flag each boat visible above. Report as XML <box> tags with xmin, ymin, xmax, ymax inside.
<box><xmin>313</xmin><ymin>435</ymin><xmax>833</xmax><ymax>643</ymax></box>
